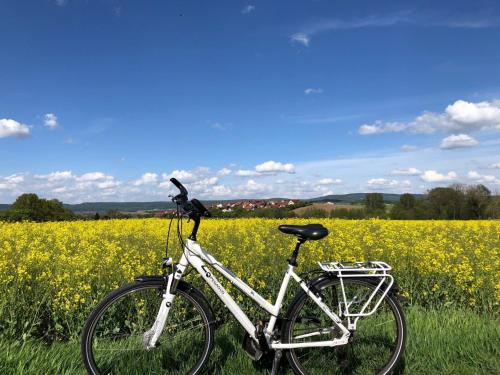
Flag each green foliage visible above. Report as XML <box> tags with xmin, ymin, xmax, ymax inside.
<box><xmin>427</xmin><ymin>187</ymin><xmax>465</xmax><ymax>219</ymax></box>
<box><xmin>101</xmin><ymin>210</ymin><xmax>131</xmax><ymax>219</ymax></box>
<box><xmin>390</xmin><ymin>184</ymin><xmax>498</xmax><ymax>220</ymax></box>
<box><xmin>2</xmin><ymin>193</ymin><xmax>78</xmax><ymax>222</ymax></box>
<box><xmin>485</xmin><ymin>196</ymin><xmax>500</xmax><ymax>218</ymax></box>
<box><xmin>400</xmin><ymin>193</ymin><xmax>416</xmax><ymax>209</ymax></box>
<box><xmin>300</xmin><ymin>208</ymin><xmax>329</xmax><ymax>218</ymax></box>
<box><xmin>464</xmin><ymin>184</ymin><xmax>491</xmax><ymax>219</ymax></box>
<box><xmin>363</xmin><ymin>193</ymin><xmax>385</xmax><ymax>214</ymax></box>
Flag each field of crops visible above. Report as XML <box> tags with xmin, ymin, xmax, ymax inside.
<box><xmin>0</xmin><ymin>218</ymin><xmax>498</xmax><ymax>344</ymax></box>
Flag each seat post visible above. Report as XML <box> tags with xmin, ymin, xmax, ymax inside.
<box><xmin>288</xmin><ymin>238</ymin><xmax>305</xmax><ymax>267</ymax></box>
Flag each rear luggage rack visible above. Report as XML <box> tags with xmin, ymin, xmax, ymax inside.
<box><xmin>318</xmin><ymin>261</ymin><xmax>391</xmax><ymax>276</ymax></box>
<box><xmin>318</xmin><ymin>261</ymin><xmax>394</xmax><ymax>321</ymax></box>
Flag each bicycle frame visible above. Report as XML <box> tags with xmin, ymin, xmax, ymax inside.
<box><xmin>146</xmin><ymin>238</ymin><xmax>350</xmax><ymax>350</ymax></box>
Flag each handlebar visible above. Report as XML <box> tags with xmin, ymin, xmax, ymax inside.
<box><xmin>191</xmin><ymin>199</ymin><xmax>212</xmax><ymax>217</ymax></box>
<box><xmin>169</xmin><ymin>178</ymin><xmax>211</xmax><ymax>218</ymax></box>
<box><xmin>170</xmin><ymin>178</ymin><xmax>188</xmax><ymax>196</ymax></box>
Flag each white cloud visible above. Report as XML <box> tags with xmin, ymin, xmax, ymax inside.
<box><xmin>467</xmin><ymin>170</ymin><xmax>500</xmax><ymax>184</ymax></box>
<box><xmin>420</xmin><ymin>170</ymin><xmax>458</xmax><ymax>182</ymax></box>
<box><xmin>290</xmin><ymin>33</ymin><xmax>310</xmax><ymax>46</ymax></box>
<box><xmin>44</xmin><ymin>113</ymin><xmax>58</xmax><ymax>129</ymax></box>
<box><xmin>359</xmin><ymin>99</ymin><xmax>500</xmax><ymax>136</ymax></box>
<box><xmin>391</xmin><ymin>167</ymin><xmax>422</xmax><ymax>176</ymax></box>
<box><xmin>491</xmin><ymin>163</ymin><xmax>500</xmax><ymax>169</ymax></box>
<box><xmin>358</xmin><ymin>121</ymin><xmax>407</xmax><ymax>135</ymax></box>
<box><xmin>236</xmin><ymin>169</ymin><xmax>260</xmax><ymax>177</ymax></box>
<box><xmin>241</xmin><ymin>5</ymin><xmax>255</xmax><ymax>14</ymax></box>
<box><xmin>164</xmin><ymin>170</ymin><xmax>197</xmax><ymax>182</ymax></box>
<box><xmin>97</xmin><ymin>180</ymin><xmax>120</xmax><ymax>189</ymax></box>
<box><xmin>255</xmin><ymin>160</ymin><xmax>295</xmax><ymax>174</ymax></box>
<box><xmin>440</xmin><ymin>134</ymin><xmax>479</xmax><ymax>149</ymax></box>
<box><xmin>195</xmin><ymin>177</ymin><xmax>218</xmax><ymax>186</ymax></box>
<box><xmin>401</xmin><ymin>144</ymin><xmax>417</xmax><ymax>152</ymax></box>
<box><xmin>217</xmin><ymin>168</ymin><xmax>231</xmax><ymax>177</ymax></box>
<box><xmin>4</xmin><ymin>174</ymin><xmax>24</xmax><ymax>185</ymax></box>
<box><xmin>235</xmin><ymin>161</ymin><xmax>295</xmax><ymax>177</ymax></box>
<box><xmin>305</xmin><ymin>88</ymin><xmax>323</xmax><ymax>95</ymax></box>
<box><xmin>0</xmin><ymin>119</ymin><xmax>31</xmax><ymax>138</ymax></box>
<box><xmin>209</xmin><ymin>184</ymin><xmax>232</xmax><ymax>197</ymax></box>
<box><xmin>52</xmin><ymin>186</ymin><xmax>68</xmax><ymax>193</ymax></box>
<box><xmin>245</xmin><ymin>179</ymin><xmax>267</xmax><ymax>193</ymax></box>
<box><xmin>134</xmin><ymin>172</ymin><xmax>158</xmax><ymax>186</ymax></box>
<box><xmin>446</xmin><ymin>100</ymin><xmax>500</xmax><ymax>131</ymax></box>
<box><xmin>292</xmin><ymin>13</ymin><xmax>497</xmax><ymax>47</ymax></box>
<box><xmin>367</xmin><ymin>178</ymin><xmax>411</xmax><ymax>189</ymax></box>
<box><xmin>318</xmin><ymin>178</ymin><xmax>342</xmax><ymax>185</ymax></box>
<box><xmin>76</xmin><ymin>172</ymin><xmax>110</xmax><ymax>182</ymax></box>
<box><xmin>467</xmin><ymin>171</ymin><xmax>481</xmax><ymax>179</ymax></box>
<box><xmin>35</xmin><ymin>171</ymin><xmax>74</xmax><ymax>182</ymax></box>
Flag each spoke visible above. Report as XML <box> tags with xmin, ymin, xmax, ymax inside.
<box><xmin>167</xmin><ymin>322</ymin><xmax>206</xmax><ymax>340</ymax></box>
<box><xmin>167</xmin><ymin>316</ymin><xmax>202</xmax><ymax>330</ymax></box>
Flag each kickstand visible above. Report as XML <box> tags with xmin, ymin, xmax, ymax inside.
<box><xmin>271</xmin><ymin>349</ymin><xmax>282</xmax><ymax>375</ymax></box>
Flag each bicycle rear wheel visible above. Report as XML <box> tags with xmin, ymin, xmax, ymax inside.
<box><xmin>283</xmin><ymin>277</ymin><xmax>406</xmax><ymax>375</ymax></box>
<box><xmin>81</xmin><ymin>280</ymin><xmax>215</xmax><ymax>375</ymax></box>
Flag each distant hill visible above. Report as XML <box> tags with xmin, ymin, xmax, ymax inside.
<box><xmin>63</xmin><ymin>201</ymin><xmax>177</xmax><ymax>213</ymax></box>
<box><xmin>0</xmin><ymin>193</ymin><xmax>425</xmax><ymax>214</ymax></box>
<box><xmin>310</xmin><ymin>193</ymin><xmax>425</xmax><ymax>204</ymax></box>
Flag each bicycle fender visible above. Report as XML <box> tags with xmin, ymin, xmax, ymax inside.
<box><xmin>135</xmin><ymin>275</ymin><xmax>166</xmax><ymax>283</ymax></box>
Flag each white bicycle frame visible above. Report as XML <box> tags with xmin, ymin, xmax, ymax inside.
<box><xmin>146</xmin><ymin>238</ymin><xmax>392</xmax><ymax>350</ymax></box>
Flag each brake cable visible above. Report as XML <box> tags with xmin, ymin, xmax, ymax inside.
<box><xmin>164</xmin><ymin>210</ymin><xmax>175</xmax><ymax>259</ymax></box>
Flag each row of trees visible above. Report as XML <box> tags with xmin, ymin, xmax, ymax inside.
<box><xmin>390</xmin><ymin>184</ymin><xmax>498</xmax><ymax>219</ymax></box>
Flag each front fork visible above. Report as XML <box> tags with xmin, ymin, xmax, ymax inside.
<box><xmin>143</xmin><ymin>259</ymin><xmax>188</xmax><ymax>349</ymax></box>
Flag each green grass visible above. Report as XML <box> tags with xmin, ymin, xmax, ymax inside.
<box><xmin>0</xmin><ymin>307</ymin><xmax>498</xmax><ymax>375</ymax></box>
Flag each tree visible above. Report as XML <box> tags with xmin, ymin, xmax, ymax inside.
<box><xmin>464</xmin><ymin>184</ymin><xmax>491</xmax><ymax>219</ymax></box>
<box><xmin>390</xmin><ymin>193</ymin><xmax>417</xmax><ymax>219</ymax></box>
<box><xmin>6</xmin><ymin>193</ymin><xmax>76</xmax><ymax>222</ymax></box>
<box><xmin>399</xmin><ymin>193</ymin><xmax>416</xmax><ymax>209</ymax></box>
<box><xmin>485</xmin><ymin>196</ymin><xmax>500</xmax><ymax>218</ymax></box>
<box><xmin>426</xmin><ymin>187</ymin><xmax>464</xmax><ymax>219</ymax></box>
<box><xmin>364</xmin><ymin>193</ymin><xmax>385</xmax><ymax>214</ymax></box>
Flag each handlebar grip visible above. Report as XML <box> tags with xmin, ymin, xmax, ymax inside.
<box><xmin>170</xmin><ymin>178</ymin><xmax>188</xmax><ymax>195</ymax></box>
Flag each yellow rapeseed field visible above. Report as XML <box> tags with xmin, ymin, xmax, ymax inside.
<box><xmin>0</xmin><ymin>218</ymin><xmax>498</xmax><ymax>341</ymax></box>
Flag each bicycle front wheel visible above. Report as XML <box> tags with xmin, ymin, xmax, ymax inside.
<box><xmin>81</xmin><ymin>280</ymin><xmax>215</xmax><ymax>375</ymax></box>
<box><xmin>283</xmin><ymin>277</ymin><xmax>406</xmax><ymax>375</ymax></box>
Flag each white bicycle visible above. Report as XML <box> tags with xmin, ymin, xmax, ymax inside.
<box><xmin>81</xmin><ymin>178</ymin><xmax>406</xmax><ymax>375</ymax></box>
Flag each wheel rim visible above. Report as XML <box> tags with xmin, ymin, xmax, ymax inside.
<box><xmin>86</xmin><ymin>284</ymin><xmax>210</xmax><ymax>375</ymax></box>
<box><xmin>287</xmin><ymin>279</ymin><xmax>404</xmax><ymax>375</ymax></box>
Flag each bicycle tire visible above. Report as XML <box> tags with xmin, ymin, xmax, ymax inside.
<box><xmin>282</xmin><ymin>277</ymin><xmax>406</xmax><ymax>375</ymax></box>
<box><xmin>81</xmin><ymin>280</ymin><xmax>215</xmax><ymax>375</ymax></box>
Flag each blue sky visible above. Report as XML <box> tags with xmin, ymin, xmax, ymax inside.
<box><xmin>1</xmin><ymin>0</ymin><xmax>500</xmax><ymax>203</ymax></box>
